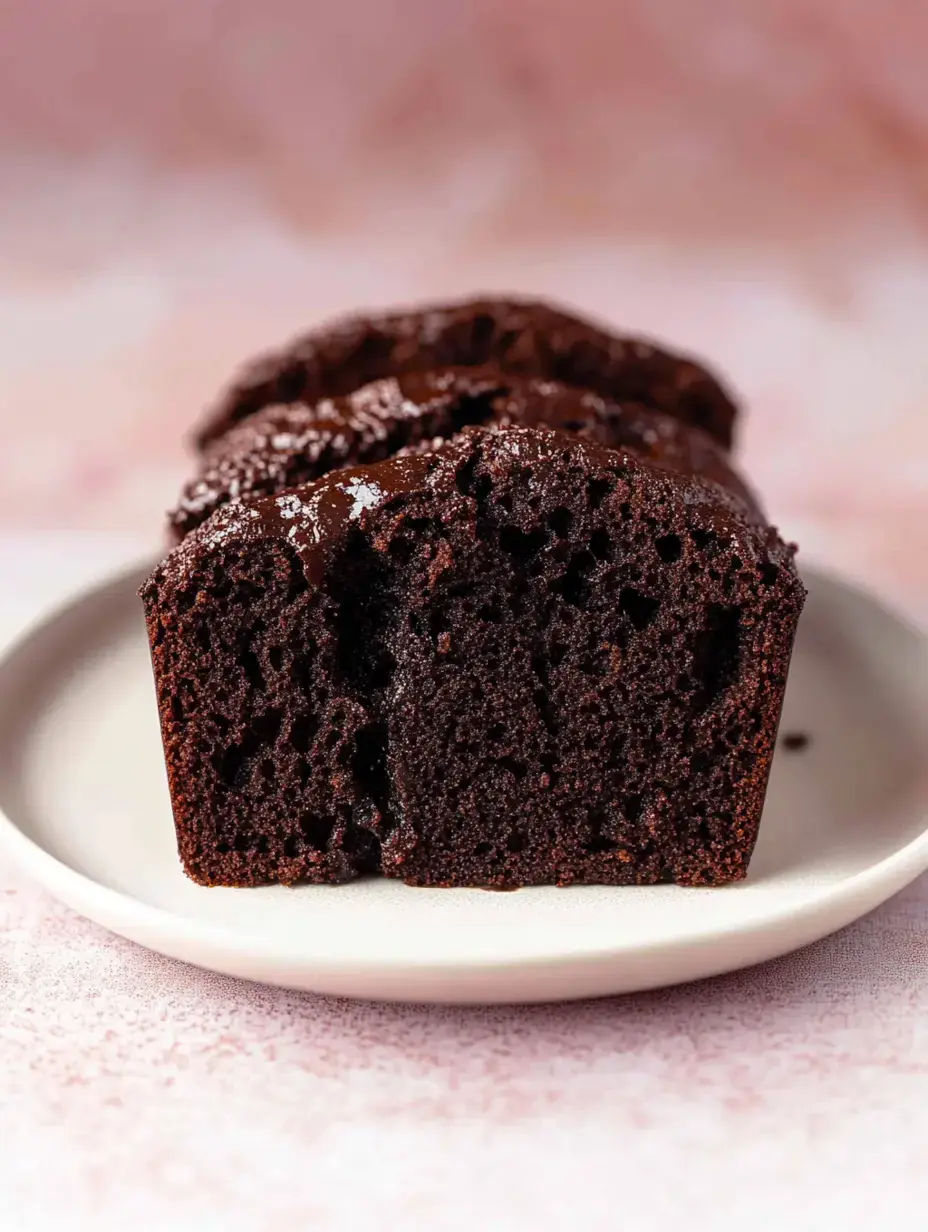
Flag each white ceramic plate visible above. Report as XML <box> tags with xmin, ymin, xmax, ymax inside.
<box><xmin>0</xmin><ymin>562</ymin><xmax>926</xmax><ymax>1004</ymax></box>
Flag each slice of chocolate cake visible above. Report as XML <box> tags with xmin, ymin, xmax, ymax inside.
<box><xmin>194</xmin><ymin>297</ymin><xmax>739</xmax><ymax>451</ymax></box>
<box><xmin>142</xmin><ymin>426</ymin><xmax>804</xmax><ymax>890</ymax></box>
<box><xmin>171</xmin><ymin>369</ymin><xmax>757</xmax><ymax>542</ymax></box>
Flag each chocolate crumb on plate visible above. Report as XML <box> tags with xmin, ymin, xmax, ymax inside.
<box><xmin>781</xmin><ymin>732</ymin><xmax>810</xmax><ymax>752</ymax></box>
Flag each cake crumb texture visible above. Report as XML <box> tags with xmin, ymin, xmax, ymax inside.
<box><xmin>142</xmin><ymin>426</ymin><xmax>804</xmax><ymax>889</ymax></box>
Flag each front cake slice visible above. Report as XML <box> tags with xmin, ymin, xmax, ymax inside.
<box><xmin>141</xmin><ymin>426</ymin><xmax>804</xmax><ymax>889</ymax></box>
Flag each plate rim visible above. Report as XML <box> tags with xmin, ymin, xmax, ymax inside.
<box><xmin>0</xmin><ymin>556</ymin><xmax>926</xmax><ymax>995</ymax></box>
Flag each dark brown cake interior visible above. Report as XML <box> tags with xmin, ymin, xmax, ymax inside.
<box><xmin>143</xmin><ymin>427</ymin><xmax>803</xmax><ymax>889</ymax></box>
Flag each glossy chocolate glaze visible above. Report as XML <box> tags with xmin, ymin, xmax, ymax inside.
<box><xmin>172</xmin><ymin>425</ymin><xmax>791</xmax><ymax>593</ymax></box>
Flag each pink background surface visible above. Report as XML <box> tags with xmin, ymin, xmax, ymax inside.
<box><xmin>1</xmin><ymin>3</ymin><xmax>927</xmax><ymax>1226</ymax></box>
<box><xmin>2</xmin><ymin>1</ymin><xmax>927</xmax><ymax>622</ymax></box>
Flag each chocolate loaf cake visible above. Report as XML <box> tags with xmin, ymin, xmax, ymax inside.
<box><xmin>194</xmin><ymin>297</ymin><xmax>739</xmax><ymax>451</ymax></box>
<box><xmin>142</xmin><ymin>425</ymin><xmax>804</xmax><ymax>890</ymax></box>
<box><xmin>171</xmin><ymin>369</ymin><xmax>756</xmax><ymax>542</ymax></box>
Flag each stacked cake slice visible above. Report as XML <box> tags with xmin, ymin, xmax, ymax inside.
<box><xmin>142</xmin><ymin>297</ymin><xmax>804</xmax><ymax>888</ymax></box>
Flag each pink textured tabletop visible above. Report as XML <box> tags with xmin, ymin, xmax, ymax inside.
<box><xmin>3</xmin><ymin>2</ymin><xmax>928</xmax><ymax>1225</ymax></box>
